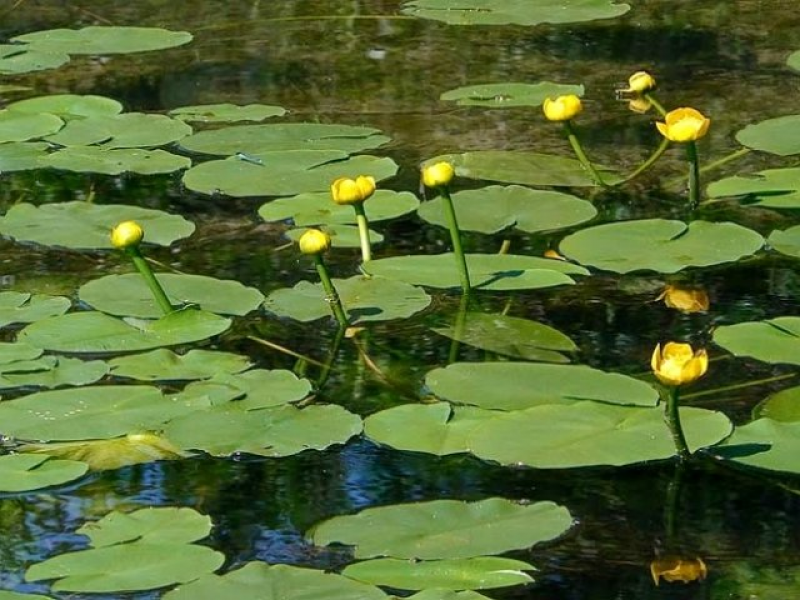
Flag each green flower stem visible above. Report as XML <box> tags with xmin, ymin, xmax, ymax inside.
<box><xmin>126</xmin><ymin>246</ymin><xmax>173</xmax><ymax>316</ymax></box>
<box><xmin>622</xmin><ymin>136</ymin><xmax>670</xmax><ymax>183</ymax></box>
<box><xmin>439</xmin><ymin>185</ymin><xmax>472</xmax><ymax>294</ymax></box>
<box><xmin>448</xmin><ymin>291</ymin><xmax>471</xmax><ymax>364</ymax></box>
<box><xmin>682</xmin><ymin>372</ymin><xmax>796</xmax><ymax>401</ymax></box>
<box><xmin>313</xmin><ymin>254</ymin><xmax>348</xmax><ymax>328</ymax></box>
<box><xmin>686</xmin><ymin>141</ymin><xmax>700</xmax><ymax>209</ymax></box>
<box><xmin>664</xmin><ymin>461</ymin><xmax>685</xmax><ymax>544</ymax></box>
<box><xmin>699</xmin><ymin>147</ymin><xmax>751</xmax><ymax>176</ymax></box>
<box><xmin>352</xmin><ymin>202</ymin><xmax>372</xmax><ymax>263</ymax></box>
<box><xmin>666</xmin><ymin>386</ymin><xmax>691</xmax><ymax>461</ymax></box>
<box><xmin>643</xmin><ymin>92</ymin><xmax>668</xmax><ymax>117</ymax></box>
<box><xmin>316</xmin><ymin>324</ymin><xmax>347</xmax><ymax>390</ymax></box>
<box><xmin>563</xmin><ymin>121</ymin><xmax>606</xmax><ymax>187</ymax></box>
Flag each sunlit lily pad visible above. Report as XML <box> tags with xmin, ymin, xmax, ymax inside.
<box><xmin>736</xmin><ymin>115</ymin><xmax>800</xmax><ymax>156</ymax></box>
<box><xmin>713</xmin><ymin>317</ymin><xmax>800</xmax><ymax>366</ymax></box>
<box><xmin>109</xmin><ymin>349</ymin><xmax>252</xmax><ymax>382</ymax></box>
<box><xmin>559</xmin><ymin>219</ymin><xmax>764</xmax><ymax>274</ymax></box>
<box><xmin>707</xmin><ymin>168</ymin><xmax>800</xmax><ymax>208</ymax></box>
<box><xmin>713</xmin><ymin>418</ymin><xmax>800</xmax><ymax>475</ymax></box>
<box><xmin>169</xmin><ymin>103</ymin><xmax>286</xmax><ymax>123</ymax></box>
<box><xmin>768</xmin><ymin>225</ymin><xmax>800</xmax><ymax>259</ymax></box>
<box><xmin>418</xmin><ymin>185</ymin><xmax>596</xmax><ymax>234</ymax></box>
<box><xmin>179</xmin><ymin>123</ymin><xmax>388</xmax><ymax>156</ymax></box>
<box><xmin>0</xmin><ymin>591</ymin><xmax>54</xmax><ymax>600</ymax></box>
<box><xmin>182</xmin><ymin>151</ymin><xmax>397</xmax><ymax>197</ymax></box>
<box><xmin>342</xmin><ymin>557</ymin><xmax>534</xmax><ymax>591</ymax></box>
<box><xmin>265</xmin><ymin>275</ymin><xmax>431</xmax><ymax>323</ymax></box>
<box><xmin>754</xmin><ymin>386</ymin><xmax>800</xmax><ymax>422</ymax></box>
<box><xmin>0</xmin><ymin>44</ymin><xmax>70</xmax><ymax>74</ymax></box>
<box><xmin>0</xmin><ymin>110</ymin><xmax>63</xmax><ymax>144</ymax></box>
<box><xmin>177</xmin><ymin>369</ymin><xmax>312</xmax><ymax>411</ymax></box>
<box><xmin>285</xmin><ymin>224</ymin><xmax>384</xmax><ymax>248</ymax></box>
<box><xmin>8</xmin><ymin>94</ymin><xmax>123</xmax><ymax>119</ymax></box>
<box><xmin>311</xmin><ymin>497</ymin><xmax>572</xmax><ymax>560</ymax></box>
<box><xmin>42</xmin><ymin>147</ymin><xmax>191</xmax><ymax>174</ymax></box>
<box><xmin>363</xmin><ymin>253</ymin><xmax>588</xmax><ymax>291</ymax></box>
<box><xmin>426</xmin><ymin>362</ymin><xmax>658</xmax><ymax>410</ymax></box>
<box><xmin>0</xmin><ymin>454</ymin><xmax>88</xmax><ymax>492</ymax></box>
<box><xmin>402</xmin><ymin>0</ymin><xmax>630</xmax><ymax>25</ymax></box>
<box><xmin>0</xmin><ymin>202</ymin><xmax>195</xmax><ymax>250</ymax></box>
<box><xmin>13</xmin><ymin>27</ymin><xmax>193</xmax><ymax>55</ymax></box>
<box><xmin>0</xmin><ymin>141</ymin><xmax>49</xmax><ymax>171</ymax></box>
<box><xmin>18</xmin><ymin>309</ymin><xmax>231</xmax><ymax>354</ymax></box>
<box><xmin>46</xmin><ymin>113</ymin><xmax>192</xmax><ymax>149</ymax></box>
<box><xmin>0</xmin><ymin>292</ymin><xmax>70</xmax><ymax>328</ymax></box>
<box><xmin>80</xmin><ymin>273</ymin><xmax>264</xmax><ymax>318</ymax></box>
<box><xmin>259</xmin><ymin>189</ymin><xmax>420</xmax><ymax>226</ymax></box>
<box><xmin>440</xmin><ymin>82</ymin><xmax>584</xmax><ymax>108</ymax></box>
<box><xmin>0</xmin><ymin>342</ymin><xmax>42</xmax><ymax>363</ymax></box>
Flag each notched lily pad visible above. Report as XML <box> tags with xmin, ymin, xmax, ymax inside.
<box><xmin>0</xmin><ymin>454</ymin><xmax>88</xmax><ymax>492</ymax></box>
<box><xmin>0</xmin><ymin>109</ymin><xmax>63</xmax><ymax>144</ymax></box>
<box><xmin>0</xmin><ymin>141</ymin><xmax>50</xmax><ymax>171</ymax></box>
<box><xmin>736</xmin><ymin>115</ymin><xmax>800</xmax><ymax>156</ymax></box>
<box><xmin>40</xmin><ymin>147</ymin><xmax>191</xmax><ymax>175</ymax></box>
<box><xmin>713</xmin><ymin>418</ymin><xmax>800</xmax><ymax>475</ymax></box>
<box><xmin>768</xmin><ymin>225</ymin><xmax>800</xmax><ymax>259</ymax></box>
<box><xmin>402</xmin><ymin>0</ymin><xmax>630</xmax><ymax>25</ymax></box>
<box><xmin>109</xmin><ymin>349</ymin><xmax>252</xmax><ymax>382</ymax></box>
<box><xmin>169</xmin><ymin>103</ymin><xmax>286</xmax><ymax>123</ymax></box>
<box><xmin>177</xmin><ymin>369</ymin><xmax>312</xmax><ymax>411</ymax></box>
<box><xmin>707</xmin><ymin>168</ymin><xmax>800</xmax><ymax>208</ymax></box>
<box><xmin>441</xmin><ymin>82</ymin><xmax>584</xmax><ymax>108</ymax></box>
<box><xmin>13</xmin><ymin>27</ymin><xmax>193</xmax><ymax>55</ymax></box>
<box><xmin>8</xmin><ymin>94</ymin><xmax>123</xmax><ymax>119</ymax></box>
<box><xmin>45</xmin><ymin>113</ymin><xmax>192</xmax><ymax>149</ymax></box>
<box><xmin>0</xmin><ymin>291</ymin><xmax>70</xmax><ymax>328</ymax></box>
<box><xmin>713</xmin><ymin>317</ymin><xmax>800</xmax><ymax>366</ymax></box>
<box><xmin>0</xmin><ymin>44</ymin><xmax>70</xmax><ymax>74</ymax></box>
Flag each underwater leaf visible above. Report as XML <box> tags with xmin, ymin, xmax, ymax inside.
<box><xmin>342</xmin><ymin>557</ymin><xmax>534</xmax><ymax>591</ymax></box>
<box><xmin>0</xmin><ymin>292</ymin><xmax>70</xmax><ymax>328</ymax></box>
<box><xmin>364</xmin><ymin>253</ymin><xmax>588</xmax><ymax>291</ymax></box>
<box><xmin>12</xmin><ymin>27</ymin><xmax>193</xmax><ymax>55</ymax></box>
<box><xmin>713</xmin><ymin>317</ymin><xmax>800</xmax><ymax>366</ymax></box>
<box><xmin>78</xmin><ymin>506</ymin><xmax>213</xmax><ymax>547</ymax></box>
<box><xmin>768</xmin><ymin>225</ymin><xmax>800</xmax><ymax>259</ymax></box>
<box><xmin>311</xmin><ymin>497</ymin><xmax>572</xmax><ymax>560</ymax></box>
<box><xmin>259</xmin><ymin>189</ymin><xmax>420</xmax><ymax>226</ymax></box>
<box><xmin>8</xmin><ymin>94</ymin><xmax>123</xmax><ymax>119</ymax></box>
<box><xmin>0</xmin><ymin>110</ymin><xmax>63</xmax><ymax>144</ymax></box>
<box><xmin>440</xmin><ymin>82</ymin><xmax>584</xmax><ymax>108</ymax></box>
<box><xmin>0</xmin><ymin>454</ymin><xmax>88</xmax><ymax>492</ymax></box>
<box><xmin>559</xmin><ymin>219</ymin><xmax>764</xmax><ymax>274</ymax></box>
<box><xmin>0</xmin><ymin>201</ymin><xmax>194</xmax><ymax>250</ymax></box>
<box><xmin>707</xmin><ymin>167</ymin><xmax>800</xmax><ymax>208</ymax></box>
<box><xmin>713</xmin><ymin>418</ymin><xmax>800</xmax><ymax>475</ymax></box>
<box><xmin>169</xmin><ymin>103</ymin><xmax>286</xmax><ymax>123</ymax></box>
<box><xmin>40</xmin><ymin>147</ymin><xmax>191</xmax><ymax>175</ymax></box>
<box><xmin>0</xmin><ymin>141</ymin><xmax>49</xmax><ymax>171</ymax></box>
<box><xmin>285</xmin><ymin>224</ymin><xmax>384</xmax><ymax>248</ymax></box>
<box><xmin>0</xmin><ymin>44</ymin><xmax>69</xmax><ymax>74</ymax></box>
<box><xmin>163</xmin><ymin>562</ymin><xmax>389</xmax><ymax>600</ymax></box>
<box><xmin>109</xmin><ymin>349</ymin><xmax>252</xmax><ymax>382</ymax></box>
<box><xmin>468</xmin><ymin>402</ymin><xmax>732</xmax><ymax>468</ymax></box>
<box><xmin>178</xmin><ymin>369</ymin><xmax>312</xmax><ymax>411</ymax></box>
<box><xmin>736</xmin><ymin>115</ymin><xmax>800</xmax><ymax>156</ymax></box>
<box><xmin>754</xmin><ymin>386</ymin><xmax>800</xmax><ymax>422</ymax></box>
<box><xmin>80</xmin><ymin>273</ymin><xmax>264</xmax><ymax>318</ymax></box>
<box><xmin>402</xmin><ymin>0</ymin><xmax>630</xmax><ymax>25</ymax></box>
<box><xmin>426</xmin><ymin>362</ymin><xmax>658</xmax><ymax>410</ymax></box>
<box><xmin>418</xmin><ymin>185</ymin><xmax>596</xmax><ymax>234</ymax></box>
<box><xmin>265</xmin><ymin>275</ymin><xmax>431</xmax><ymax>323</ymax></box>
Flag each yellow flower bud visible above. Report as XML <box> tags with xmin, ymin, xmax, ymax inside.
<box><xmin>422</xmin><ymin>161</ymin><xmax>455</xmax><ymax>188</ymax></box>
<box><xmin>110</xmin><ymin>220</ymin><xmax>144</xmax><ymax>249</ymax></box>
<box><xmin>298</xmin><ymin>228</ymin><xmax>332</xmax><ymax>255</ymax></box>
<box><xmin>628</xmin><ymin>96</ymin><xmax>653</xmax><ymax>114</ymax></box>
<box><xmin>330</xmin><ymin>175</ymin><xmax>376</xmax><ymax>206</ymax></box>
<box><xmin>656</xmin><ymin>107</ymin><xmax>711</xmax><ymax>142</ymax></box>
<box><xmin>623</xmin><ymin>71</ymin><xmax>656</xmax><ymax>94</ymax></box>
<box><xmin>656</xmin><ymin>285</ymin><xmax>710</xmax><ymax>314</ymax></box>
<box><xmin>542</xmin><ymin>95</ymin><xmax>583</xmax><ymax>122</ymax></box>
<box><xmin>651</xmin><ymin>342</ymin><xmax>708</xmax><ymax>387</ymax></box>
<box><xmin>650</xmin><ymin>557</ymin><xmax>707</xmax><ymax>586</ymax></box>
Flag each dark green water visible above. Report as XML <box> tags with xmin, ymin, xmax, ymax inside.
<box><xmin>3</xmin><ymin>2</ymin><xmax>800</xmax><ymax>598</ymax></box>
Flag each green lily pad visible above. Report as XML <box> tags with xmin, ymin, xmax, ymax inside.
<box><xmin>13</xmin><ymin>27</ymin><xmax>193</xmax><ymax>55</ymax></box>
<box><xmin>40</xmin><ymin>147</ymin><xmax>191</xmax><ymax>175</ymax></box>
<box><xmin>754</xmin><ymin>386</ymin><xmax>800</xmax><ymax>422</ymax></box>
<box><xmin>402</xmin><ymin>0</ymin><xmax>630</xmax><ymax>25</ymax></box>
<box><xmin>80</xmin><ymin>273</ymin><xmax>264</xmax><ymax>318</ymax></box>
<box><xmin>0</xmin><ymin>141</ymin><xmax>49</xmax><ymax>171</ymax></box>
<box><xmin>559</xmin><ymin>219</ymin><xmax>764</xmax><ymax>274</ymax></box>
<box><xmin>179</xmin><ymin>123</ymin><xmax>388</xmax><ymax>156</ymax></box>
<box><xmin>0</xmin><ymin>292</ymin><xmax>70</xmax><ymax>328</ymax></box>
<box><xmin>431</xmin><ymin>312</ymin><xmax>576</xmax><ymax>362</ymax></box>
<box><xmin>469</xmin><ymin>402</ymin><xmax>732</xmax><ymax>468</ymax></box>
<box><xmin>0</xmin><ymin>110</ymin><xmax>63</xmax><ymax>144</ymax></box>
<box><xmin>418</xmin><ymin>185</ymin><xmax>596</xmax><ymax>234</ymax></box>
<box><xmin>259</xmin><ymin>189</ymin><xmax>420</xmax><ymax>226</ymax></box>
<box><xmin>8</xmin><ymin>94</ymin><xmax>123</xmax><ymax>119</ymax></box>
<box><xmin>265</xmin><ymin>275</ymin><xmax>431</xmax><ymax>323</ymax></box>
<box><xmin>0</xmin><ymin>356</ymin><xmax>108</xmax><ymax>390</ymax></box>
<box><xmin>768</xmin><ymin>225</ymin><xmax>800</xmax><ymax>259</ymax></box>
<box><xmin>789</xmin><ymin>50</ymin><xmax>800</xmax><ymax>72</ymax></box>
<box><xmin>80</xmin><ymin>506</ymin><xmax>213</xmax><ymax>547</ymax></box>
<box><xmin>0</xmin><ymin>202</ymin><xmax>195</xmax><ymax>250</ymax></box>
<box><xmin>0</xmin><ymin>342</ymin><xmax>42</xmax><ymax>364</ymax></box>
<box><xmin>169</xmin><ymin>103</ymin><xmax>286</xmax><ymax>123</ymax></box>
<box><xmin>736</xmin><ymin>115</ymin><xmax>800</xmax><ymax>156</ymax></box>
<box><xmin>426</xmin><ymin>362</ymin><xmax>658</xmax><ymax>410</ymax></box>
<box><xmin>407</xmin><ymin>590</ymin><xmax>493</xmax><ymax>600</ymax></box>
<box><xmin>311</xmin><ymin>497</ymin><xmax>572</xmax><ymax>560</ymax></box>
<box><xmin>425</xmin><ymin>151</ymin><xmax>619</xmax><ymax>187</ymax></box>
<box><xmin>109</xmin><ymin>349</ymin><xmax>252</xmax><ymax>382</ymax></box>
<box><xmin>342</xmin><ymin>557</ymin><xmax>534</xmax><ymax>591</ymax></box>
<box><xmin>713</xmin><ymin>317</ymin><xmax>800</xmax><ymax>366</ymax></box>
<box><xmin>363</xmin><ymin>253</ymin><xmax>588</xmax><ymax>291</ymax></box>
<box><xmin>18</xmin><ymin>309</ymin><xmax>232</xmax><ymax>354</ymax></box>
<box><xmin>707</xmin><ymin>168</ymin><xmax>800</xmax><ymax>208</ymax></box>
<box><xmin>46</xmin><ymin>113</ymin><xmax>192</xmax><ymax>149</ymax></box>
<box><xmin>177</xmin><ymin>369</ymin><xmax>312</xmax><ymax>411</ymax></box>
<box><xmin>713</xmin><ymin>418</ymin><xmax>800</xmax><ymax>475</ymax></box>
<box><xmin>0</xmin><ymin>454</ymin><xmax>88</xmax><ymax>492</ymax></box>
<box><xmin>0</xmin><ymin>592</ymin><xmax>54</xmax><ymax>600</ymax></box>
<box><xmin>163</xmin><ymin>563</ymin><xmax>389</xmax><ymax>600</ymax></box>
<box><xmin>0</xmin><ymin>44</ymin><xmax>70</xmax><ymax>74</ymax></box>
<box><xmin>441</xmin><ymin>82</ymin><xmax>584</xmax><ymax>108</ymax></box>
<box><xmin>284</xmin><ymin>225</ymin><xmax>384</xmax><ymax>248</ymax></box>
<box><xmin>182</xmin><ymin>151</ymin><xmax>397</xmax><ymax>197</ymax></box>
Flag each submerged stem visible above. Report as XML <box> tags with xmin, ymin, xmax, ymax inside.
<box><xmin>666</xmin><ymin>386</ymin><xmax>691</xmax><ymax>461</ymax></box>
<box><xmin>127</xmin><ymin>247</ymin><xmax>173</xmax><ymax>316</ymax></box>
<box><xmin>686</xmin><ymin>141</ymin><xmax>700</xmax><ymax>209</ymax></box>
<box><xmin>352</xmin><ymin>203</ymin><xmax>372</xmax><ymax>263</ymax></box>
<box><xmin>447</xmin><ymin>292</ymin><xmax>471</xmax><ymax>364</ymax></box>
<box><xmin>439</xmin><ymin>185</ymin><xmax>472</xmax><ymax>294</ymax></box>
<box><xmin>623</xmin><ymin>137</ymin><xmax>670</xmax><ymax>183</ymax></box>
<box><xmin>564</xmin><ymin>120</ymin><xmax>606</xmax><ymax>187</ymax></box>
<box><xmin>313</xmin><ymin>255</ymin><xmax>349</xmax><ymax>328</ymax></box>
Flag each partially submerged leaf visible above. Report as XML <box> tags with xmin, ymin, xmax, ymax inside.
<box><xmin>0</xmin><ymin>454</ymin><xmax>88</xmax><ymax>492</ymax></box>
<box><xmin>440</xmin><ymin>82</ymin><xmax>584</xmax><ymax>108</ymax></box>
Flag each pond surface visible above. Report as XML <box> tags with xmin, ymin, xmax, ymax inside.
<box><xmin>2</xmin><ymin>1</ymin><xmax>800</xmax><ymax>599</ymax></box>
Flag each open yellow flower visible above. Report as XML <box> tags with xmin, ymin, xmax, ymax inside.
<box><xmin>543</xmin><ymin>94</ymin><xmax>582</xmax><ymax>121</ymax></box>
<box><xmin>656</xmin><ymin>285</ymin><xmax>710</xmax><ymax>313</ymax></box>
<box><xmin>330</xmin><ymin>175</ymin><xmax>376</xmax><ymax>206</ymax></box>
<box><xmin>298</xmin><ymin>229</ymin><xmax>332</xmax><ymax>255</ymax></box>
<box><xmin>422</xmin><ymin>161</ymin><xmax>455</xmax><ymax>188</ymax></box>
<box><xmin>623</xmin><ymin>71</ymin><xmax>656</xmax><ymax>93</ymax></box>
<box><xmin>110</xmin><ymin>220</ymin><xmax>144</xmax><ymax>249</ymax></box>
<box><xmin>651</xmin><ymin>342</ymin><xmax>708</xmax><ymax>386</ymax></box>
<box><xmin>650</xmin><ymin>556</ymin><xmax>707</xmax><ymax>586</ymax></box>
<box><xmin>656</xmin><ymin>107</ymin><xmax>711</xmax><ymax>142</ymax></box>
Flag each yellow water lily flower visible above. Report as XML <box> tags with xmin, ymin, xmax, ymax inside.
<box><xmin>422</xmin><ymin>161</ymin><xmax>455</xmax><ymax>188</ymax></box>
<box><xmin>656</xmin><ymin>107</ymin><xmax>711</xmax><ymax>142</ymax></box>
<box><xmin>542</xmin><ymin>94</ymin><xmax>582</xmax><ymax>121</ymax></box>
<box><xmin>656</xmin><ymin>285</ymin><xmax>710</xmax><ymax>313</ymax></box>
<box><xmin>623</xmin><ymin>71</ymin><xmax>656</xmax><ymax>93</ymax></box>
<box><xmin>650</xmin><ymin>556</ymin><xmax>707</xmax><ymax>586</ymax></box>
<box><xmin>298</xmin><ymin>229</ymin><xmax>332</xmax><ymax>255</ymax></box>
<box><xmin>330</xmin><ymin>175</ymin><xmax>376</xmax><ymax>206</ymax></box>
<box><xmin>651</xmin><ymin>342</ymin><xmax>708</xmax><ymax>386</ymax></box>
<box><xmin>110</xmin><ymin>220</ymin><xmax>144</xmax><ymax>249</ymax></box>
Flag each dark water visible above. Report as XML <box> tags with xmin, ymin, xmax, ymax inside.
<box><xmin>2</xmin><ymin>1</ymin><xmax>800</xmax><ymax>598</ymax></box>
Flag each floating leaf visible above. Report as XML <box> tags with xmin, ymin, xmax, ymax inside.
<box><xmin>0</xmin><ymin>110</ymin><xmax>63</xmax><ymax>144</ymax></box>
<box><xmin>418</xmin><ymin>185</ymin><xmax>596</xmax><ymax>234</ymax></box>
<box><xmin>0</xmin><ymin>454</ymin><xmax>88</xmax><ymax>492</ymax></box>
<box><xmin>559</xmin><ymin>219</ymin><xmax>764</xmax><ymax>274</ymax></box>
<box><xmin>402</xmin><ymin>0</ymin><xmax>630</xmax><ymax>25</ymax></box>
<box><xmin>426</xmin><ymin>362</ymin><xmax>659</xmax><ymax>410</ymax></box>
<box><xmin>46</xmin><ymin>113</ymin><xmax>192</xmax><ymax>149</ymax></box>
<box><xmin>0</xmin><ymin>592</ymin><xmax>54</xmax><ymax>600</ymax></box>
<box><xmin>13</xmin><ymin>27</ymin><xmax>193</xmax><ymax>55</ymax></box>
<box><xmin>342</xmin><ymin>557</ymin><xmax>534</xmax><ymax>591</ymax></box>
<box><xmin>265</xmin><ymin>276</ymin><xmax>431</xmax><ymax>323</ymax></box>
<box><xmin>754</xmin><ymin>386</ymin><xmax>800</xmax><ymax>422</ymax></box>
<box><xmin>0</xmin><ymin>356</ymin><xmax>108</xmax><ymax>390</ymax></box>
<box><xmin>407</xmin><ymin>590</ymin><xmax>493</xmax><ymax>600</ymax></box>
<box><xmin>0</xmin><ymin>202</ymin><xmax>194</xmax><ymax>250</ymax></box>
<box><xmin>441</xmin><ymin>82</ymin><xmax>584</xmax><ymax>108</ymax></box>
<box><xmin>40</xmin><ymin>147</ymin><xmax>191</xmax><ymax>175</ymax></box>
<box><xmin>0</xmin><ymin>292</ymin><xmax>70</xmax><ymax>328</ymax></box>
<box><xmin>8</xmin><ymin>94</ymin><xmax>123</xmax><ymax>119</ymax></box>
<box><xmin>707</xmin><ymin>168</ymin><xmax>800</xmax><ymax>208</ymax></box>
<box><xmin>736</xmin><ymin>115</ymin><xmax>800</xmax><ymax>156</ymax></box>
<box><xmin>0</xmin><ymin>44</ymin><xmax>69</xmax><ymax>74</ymax></box>
<box><xmin>0</xmin><ymin>342</ymin><xmax>43</xmax><ymax>364</ymax></box>
<box><xmin>768</xmin><ymin>225</ymin><xmax>800</xmax><ymax>259</ymax></box>
<box><xmin>311</xmin><ymin>497</ymin><xmax>572</xmax><ymax>560</ymax></box>
<box><xmin>0</xmin><ymin>141</ymin><xmax>49</xmax><ymax>171</ymax></box>
<box><xmin>109</xmin><ymin>349</ymin><xmax>251</xmax><ymax>382</ymax></box>
<box><xmin>79</xmin><ymin>506</ymin><xmax>213</xmax><ymax>547</ymax></box>
<box><xmin>789</xmin><ymin>50</ymin><xmax>800</xmax><ymax>72</ymax></box>
<box><xmin>285</xmin><ymin>224</ymin><xmax>384</xmax><ymax>248</ymax></box>
<box><xmin>364</xmin><ymin>253</ymin><xmax>587</xmax><ymax>291</ymax></box>
<box><xmin>713</xmin><ymin>317</ymin><xmax>800</xmax><ymax>366</ymax></box>
<box><xmin>178</xmin><ymin>369</ymin><xmax>312</xmax><ymax>411</ymax></box>
<box><xmin>169</xmin><ymin>103</ymin><xmax>286</xmax><ymax>123</ymax></box>
<box><xmin>713</xmin><ymin>418</ymin><xmax>800</xmax><ymax>475</ymax></box>
<box><xmin>80</xmin><ymin>273</ymin><xmax>264</xmax><ymax>318</ymax></box>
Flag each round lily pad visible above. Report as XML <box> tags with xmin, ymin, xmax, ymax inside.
<box><xmin>713</xmin><ymin>317</ymin><xmax>800</xmax><ymax>366</ymax></box>
<box><xmin>402</xmin><ymin>0</ymin><xmax>630</xmax><ymax>25</ymax></box>
<box><xmin>0</xmin><ymin>110</ymin><xmax>63</xmax><ymax>144</ymax></box>
<box><xmin>169</xmin><ymin>103</ymin><xmax>286</xmax><ymax>123</ymax></box>
<box><xmin>8</xmin><ymin>94</ymin><xmax>123</xmax><ymax>119</ymax></box>
<box><xmin>45</xmin><ymin>113</ymin><xmax>192</xmax><ymax>149</ymax></box>
<box><xmin>707</xmin><ymin>167</ymin><xmax>800</xmax><ymax>208</ymax></box>
<box><xmin>178</xmin><ymin>369</ymin><xmax>312</xmax><ymax>411</ymax></box>
<box><xmin>0</xmin><ymin>44</ymin><xmax>70</xmax><ymax>74</ymax></box>
<box><xmin>559</xmin><ymin>219</ymin><xmax>764</xmax><ymax>274</ymax></box>
<box><xmin>0</xmin><ymin>291</ymin><xmax>70</xmax><ymax>328</ymax></box>
<box><xmin>40</xmin><ymin>147</ymin><xmax>191</xmax><ymax>175</ymax></box>
<box><xmin>108</xmin><ymin>349</ymin><xmax>252</xmax><ymax>382</ymax></box>
<box><xmin>736</xmin><ymin>115</ymin><xmax>800</xmax><ymax>156</ymax></box>
<box><xmin>713</xmin><ymin>418</ymin><xmax>800</xmax><ymax>475</ymax></box>
<box><xmin>0</xmin><ymin>454</ymin><xmax>88</xmax><ymax>492</ymax></box>
<box><xmin>440</xmin><ymin>82</ymin><xmax>584</xmax><ymax>108</ymax></box>
<box><xmin>12</xmin><ymin>27</ymin><xmax>193</xmax><ymax>55</ymax></box>
<box><xmin>0</xmin><ymin>141</ymin><xmax>49</xmax><ymax>171</ymax></box>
